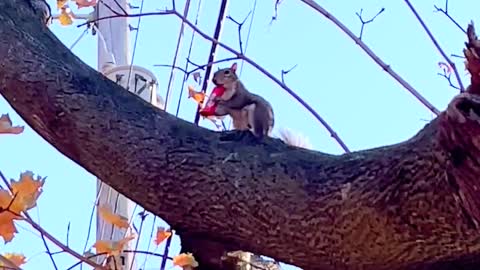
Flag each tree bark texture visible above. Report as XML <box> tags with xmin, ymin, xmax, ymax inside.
<box><xmin>2</xmin><ymin>1</ymin><xmax>480</xmax><ymax>270</ymax></box>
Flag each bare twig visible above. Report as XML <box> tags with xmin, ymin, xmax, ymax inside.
<box><xmin>111</xmin><ymin>0</ymin><xmax>128</xmax><ymax>15</ymax></box>
<box><xmin>154</xmin><ymin>57</ymin><xmax>241</xmax><ymax>84</ymax></box>
<box><xmin>227</xmin><ymin>11</ymin><xmax>252</xmax><ymax>54</ymax></box>
<box><xmin>98</xmin><ymin>0</ymin><xmax>122</xmax><ymax>16</ymax></box>
<box><xmin>405</xmin><ymin>0</ymin><xmax>464</xmax><ymax>92</ymax></box>
<box><xmin>355</xmin><ymin>8</ymin><xmax>385</xmax><ymax>40</ymax></box>
<box><xmin>25</xmin><ymin>215</ymin><xmax>107</xmax><ymax>269</ymax></box>
<box><xmin>129</xmin><ymin>211</ymin><xmax>147</xmax><ymax>270</ymax></box>
<box><xmin>451</xmin><ymin>53</ymin><xmax>466</xmax><ymax>59</ymax></box>
<box><xmin>175</xmin><ymin>0</ymin><xmax>204</xmax><ymax>118</ymax></box>
<box><xmin>281</xmin><ymin>64</ymin><xmax>298</xmax><ymax>84</ymax></box>
<box><xmin>40</xmin><ymin>232</ymin><xmax>59</xmax><ymax>270</ymax></box>
<box><xmin>433</xmin><ymin>0</ymin><xmax>466</xmax><ymax>34</ymax></box>
<box><xmin>78</xmin><ymin>9</ymin><xmax>351</xmax><ymax>151</ymax></box>
<box><xmin>299</xmin><ymin>0</ymin><xmax>440</xmax><ymax>115</ymax></box>
<box><xmin>437</xmin><ymin>71</ymin><xmax>461</xmax><ymax>90</ymax></box>
<box><xmin>271</xmin><ymin>0</ymin><xmax>283</xmax><ymax>23</ymax></box>
<box><xmin>66</xmin><ymin>222</ymin><xmax>70</xmax><ymax>246</ymax></box>
<box><xmin>163</xmin><ymin>0</ymin><xmax>192</xmax><ymax>111</ymax></box>
<box><xmin>66</xmin><ymin>250</ymin><xmax>174</xmax><ymax>270</ymax></box>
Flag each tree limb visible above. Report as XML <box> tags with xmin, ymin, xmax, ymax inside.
<box><xmin>2</xmin><ymin>2</ymin><xmax>480</xmax><ymax>270</ymax></box>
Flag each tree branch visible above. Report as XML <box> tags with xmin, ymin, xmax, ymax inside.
<box><xmin>3</xmin><ymin>1</ymin><xmax>480</xmax><ymax>270</ymax></box>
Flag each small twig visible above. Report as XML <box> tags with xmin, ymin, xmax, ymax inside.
<box><xmin>281</xmin><ymin>64</ymin><xmax>298</xmax><ymax>84</ymax></box>
<box><xmin>129</xmin><ymin>211</ymin><xmax>147</xmax><ymax>270</ymax></box>
<box><xmin>299</xmin><ymin>0</ymin><xmax>440</xmax><ymax>116</ymax></box>
<box><xmin>451</xmin><ymin>53</ymin><xmax>466</xmax><ymax>59</ymax></box>
<box><xmin>405</xmin><ymin>0</ymin><xmax>464</xmax><ymax>92</ymax></box>
<box><xmin>155</xmin><ymin>64</ymin><xmax>188</xmax><ymax>74</ymax></box>
<box><xmin>355</xmin><ymin>8</ymin><xmax>385</xmax><ymax>40</ymax></box>
<box><xmin>24</xmin><ymin>216</ymin><xmax>107</xmax><ymax>269</ymax></box>
<box><xmin>433</xmin><ymin>1</ymin><xmax>466</xmax><ymax>34</ymax></box>
<box><xmin>437</xmin><ymin>71</ymin><xmax>460</xmax><ymax>90</ymax></box>
<box><xmin>66</xmin><ymin>222</ymin><xmax>70</xmax><ymax>246</ymax></box>
<box><xmin>40</xmin><ymin>232</ymin><xmax>59</xmax><ymax>270</ymax></box>
<box><xmin>66</xmin><ymin>250</ymin><xmax>173</xmax><ymax>270</ymax></box>
<box><xmin>111</xmin><ymin>0</ymin><xmax>128</xmax><ymax>15</ymax></box>
<box><xmin>154</xmin><ymin>57</ymin><xmax>241</xmax><ymax>83</ymax></box>
<box><xmin>270</xmin><ymin>0</ymin><xmax>283</xmax><ymax>23</ymax></box>
<box><xmin>163</xmin><ymin>0</ymin><xmax>192</xmax><ymax>111</ymax></box>
<box><xmin>98</xmin><ymin>0</ymin><xmax>122</xmax><ymax>16</ymax></box>
<box><xmin>227</xmin><ymin>11</ymin><xmax>252</xmax><ymax>54</ymax></box>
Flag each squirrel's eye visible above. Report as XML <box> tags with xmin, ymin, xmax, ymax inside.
<box><xmin>224</xmin><ymin>70</ymin><xmax>230</xmax><ymax>75</ymax></box>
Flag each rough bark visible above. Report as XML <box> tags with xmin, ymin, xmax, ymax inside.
<box><xmin>2</xmin><ymin>1</ymin><xmax>480</xmax><ymax>270</ymax></box>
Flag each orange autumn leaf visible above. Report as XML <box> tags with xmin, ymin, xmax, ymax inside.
<box><xmin>0</xmin><ymin>188</ymin><xmax>22</xmax><ymax>243</ymax></box>
<box><xmin>0</xmin><ymin>114</ymin><xmax>24</xmax><ymax>135</ymax></box>
<box><xmin>173</xmin><ymin>253</ymin><xmax>199</xmax><ymax>268</ymax></box>
<box><xmin>57</xmin><ymin>0</ymin><xmax>68</xmax><ymax>9</ymax></box>
<box><xmin>59</xmin><ymin>7</ymin><xmax>73</xmax><ymax>26</ymax></box>
<box><xmin>9</xmin><ymin>171</ymin><xmax>45</xmax><ymax>214</ymax></box>
<box><xmin>187</xmin><ymin>86</ymin><xmax>205</xmax><ymax>105</ymax></box>
<box><xmin>98</xmin><ymin>205</ymin><xmax>129</xmax><ymax>229</ymax></box>
<box><xmin>75</xmin><ymin>0</ymin><xmax>98</xmax><ymax>9</ymax></box>
<box><xmin>154</xmin><ymin>227</ymin><xmax>172</xmax><ymax>246</ymax></box>
<box><xmin>0</xmin><ymin>204</ymin><xmax>19</xmax><ymax>244</ymax></box>
<box><xmin>93</xmin><ymin>235</ymin><xmax>135</xmax><ymax>256</ymax></box>
<box><xmin>2</xmin><ymin>253</ymin><xmax>26</xmax><ymax>267</ymax></box>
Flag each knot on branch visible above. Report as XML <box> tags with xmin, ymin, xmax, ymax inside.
<box><xmin>439</xmin><ymin>92</ymin><xmax>480</xmax><ymax>228</ymax></box>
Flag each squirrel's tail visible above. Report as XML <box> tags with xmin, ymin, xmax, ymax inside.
<box><xmin>277</xmin><ymin>128</ymin><xmax>312</xmax><ymax>149</ymax></box>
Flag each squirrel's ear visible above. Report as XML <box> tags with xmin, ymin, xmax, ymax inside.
<box><xmin>230</xmin><ymin>63</ymin><xmax>238</xmax><ymax>73</ymax></box>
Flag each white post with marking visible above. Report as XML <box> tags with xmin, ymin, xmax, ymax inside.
<box><xmin>95</xmin><ymin>1</ymin><xmax>134</xmax><ymax>269</ymax></box>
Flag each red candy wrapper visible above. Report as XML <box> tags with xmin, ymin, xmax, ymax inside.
<box><xmin>199</xmin><ymin>86</ymin><xmax>226</xmax><ymax>116</ymax></box>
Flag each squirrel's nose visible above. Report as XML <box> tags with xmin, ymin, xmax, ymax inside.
<box><xmin>212</xmin><ymin>78</ymin><xmax>218</xmax><ymax>85</ymax></box>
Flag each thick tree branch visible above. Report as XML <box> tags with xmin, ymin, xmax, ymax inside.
<box><xmin>3</xmin><ymin>2</ymin><xmax>480</xmax><ymax>270</ymax></box>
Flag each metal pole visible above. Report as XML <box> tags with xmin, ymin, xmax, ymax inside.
<box><xmin>95</xmin><ymin>1</ymin><xmax>134</xmax><ymax>269</ymax></box>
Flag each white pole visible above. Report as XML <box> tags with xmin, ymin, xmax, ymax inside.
<box><xmin>95</xmin><ymin>1</ymin><xmax>135</xmax><ymax>269</ymax></box>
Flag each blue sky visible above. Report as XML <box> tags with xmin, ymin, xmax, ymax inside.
<box><xmin>0</xmin><ymin>0</ymin><xmax>477</xmax><ymax>269</ymax></box>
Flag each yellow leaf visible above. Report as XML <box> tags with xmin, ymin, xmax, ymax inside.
<box><xmin>154</xmin><ymin>227</ymin><xmax>171</xmax><ymax>246</ymax></box>
<box><xmin>57</xmin><ymin>0</ymin><xmax>68</xmax><ymax>9</ymax></box>
<box><xmin>59</xmin><ymin>7</ymin><xmax>73</xmax><ymax>26</ymax></box>
<box><xmin>173</xmin><ymin>253</ymin><xmax>199</xmax><ymax>268</ymax></box>
<box><xmin>187</xmin><ymin>86</ymin><xmax>205</xmax><ymax>105</ymax></box>
<box><xmin>2</xmin><ymin>253</ymin><xmax>26</xmax><ymax>267</ymax></box>
<box><xmin>93</xmin><ymin>235</ymin><xmax>135</xmax><ymax>256</ymax></box>
<box><xmin>98</xmin><ymin>205</ymin><xmax>129</xmax><ymax>229</ymax></box>
<box><xmin>9</xmin><ymin>171</ymin><xmax>45</xmax><ymax>214</ymax></box>
<box><xmin>0</xmin><ymin>114</ymin><xmax>24</xmax><ymax>135</ymax></box>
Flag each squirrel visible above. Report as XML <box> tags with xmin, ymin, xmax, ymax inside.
<box><xmin>211</xmin><ymin>63</ymin><xmax>274</xmax><ymax>139</ymax></box>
